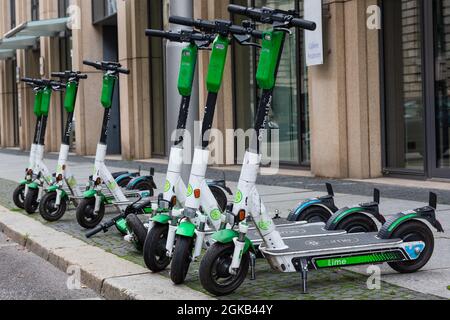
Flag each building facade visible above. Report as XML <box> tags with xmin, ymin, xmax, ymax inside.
<box><xmin>0</xmin><ymin>0</ymin><xmax>449</xmax><ymax>180</ymax></box>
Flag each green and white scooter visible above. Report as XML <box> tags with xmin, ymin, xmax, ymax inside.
<box><xmin>12</xmin><ymin>79</ymin><xmax>48</xmax><ymax>210</ymax></box>
<box><xmin>19</xmin><ymin>78</ymin><xmax>65</xmax><ymax>214</ymax></box>
<box><xmin>199</xmin><ymin>5</ymin><xmax>444</xmax><ymax>296</ymax></box>
<box><xmin>36</xmin><ymin>71</ymin><xmax>88</xmax><ymax>221</ymax></box>
<box><xmin>76</xmin><ymin>60</ymin><xmax>156</xmax><ymax>230</ymax></box>
<box><xmin>154</xmin><ymin>17</ymin><xmax>264</xmax><ymax>285</ymax></box>
<box><xmin>87</xmin><ymin>30</ymin><xmax>231</xmax><ymax>249</ymax></box>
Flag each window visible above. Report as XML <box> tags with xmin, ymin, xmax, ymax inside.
<box><xmin>92</xmin><ymin>0</ymin><xmax>118</xmax><ymax>24</ymax></box>
<box><xmin>232</xmin><ymin>0</ymin><xmax>310</xmax><ymax>165</ymax></box>
<box><xmin>31</xmin><ymin>0</ymin><xmax>40</xmax><ymax>21</ymax></box>
<box><xmin>382</xmin><ymin>0</ymin><xmax>425</xmax><ymax>171</ymax></box>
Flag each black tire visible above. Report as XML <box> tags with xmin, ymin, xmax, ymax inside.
<box><xmin>76</xmin><ymin>197</ymin><xmax>105</xmax><ymax>229</ymax></box>
<box><xmin>170</xmin><ymin>235</ymin><xmax>194</xmax><ymax>285</ymax></box>
<box><xmin>297</xmin><ymin>206</ymin><xmax>332</xmax><ymax>223</ymax></box>
<box><xmin>13</xmin><ymin>184</ymin><xmax>26</xmax><ymax>209</ymax></box>
<box><xmin>24</xmin><ymin>188</ymin><xmax>40</xmax><ymax>214</ymax></box>
<box><xmin>209</xmin><ymin>186</ymin><xmax>227</xmax><ymax>212</ymax></box>
<box><xmin>199</xmin><ymin>242</ymin><xmax>250</xmax><ymax>296</ymax></box>
<box><xmin>144</xmin><ymin>223</ymin><xmax>171</xmax><ymax>272</ymax></box>
<box><xmin>335</xmin><ymin>213</ymin><xmax>378</xmax><ymax>233</ymax></box>
<box><xmin>39</xmin><ymin>191</ymin><xmax>67</xmax><ymax>222</ymax></box>
<box><xmin>388</xmin><ymin>221</ymin><xmax>434</xmax><ymax>273</ymax></box>
<box><xmin>129</xmin><ymin>181</ymin><xmax>154</xmax><ymax>196</ymax></box>
<box><xmin>126</xmin><ymin>214</ymin><xmax>147</xmax><ymax>251</ymax></box>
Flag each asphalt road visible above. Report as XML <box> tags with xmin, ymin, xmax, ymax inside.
<box><xmin>0</xmin><ymin>232</ymin><xmax>100</xmax><ymax>300</ymax></box>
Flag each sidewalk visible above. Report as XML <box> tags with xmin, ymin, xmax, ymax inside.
<box><xmin>0</xmin><ymin>148</ymin><xmax>448</xmax><ymax>300</ymax></box>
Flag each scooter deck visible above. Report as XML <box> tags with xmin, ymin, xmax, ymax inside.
<box><xmin>247</xmin><ymin>222</ymin><xmax>346</xmax><ymax>245</ymax></box>
<box><xmin>260</xmin><ymin>232</ymin><xmax>401</xmax><ymax>257</ymax></box>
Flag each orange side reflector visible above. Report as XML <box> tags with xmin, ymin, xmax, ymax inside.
<box><xmin>194</xmin><ymin>189</ymin><xmax>201</xmax><ymax>199</ymax></box>
<box><xmin>238</xmin><ymin>210</ymin><xmax>246</xmax><ymax>222</ymax></box>
<box><xmin>171</xmin><ymin>196</ymin><xmax>177</xmax><ymax>207</ymax></box>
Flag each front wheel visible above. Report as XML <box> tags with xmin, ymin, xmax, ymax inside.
<box><xmin>388</xmin><ymin>221</ymin><xmax>434</xmax><ymax>273</ymax></box>
<box><xmin>13</xmin><ymin>184</ymin><xmax>26</xmax><ymax>209</ymax></box>
<box><xmin>76</xmin><ymin>198</ymin><xmax>105</xmax><ymax>229</ymax></box>
<box><xmin>144</xmin><ymin>223</ymin><xmax>171</xmax><ymax>272</ymax></box>
<box><xmin>199</xmin><ymin>242</ymin><xmax>250</xmax><ymax>296</ymax></box>
<box><xmin>39</xmin><ymin>191</ymin><xmax>67</xmax><ymax>222</ymax></box>
<box><xmin>170</xmin><ymin>235</ymin><xmax>194</xmax><ymax>285</ymax></box>
<box><xmin>24</xmin><ymin>188</ymin><xmax>39</xmax><ymax>214</ymax></box>
<box><xmin>126</xmin><ymin>214</ymin><xmax>147</xmax><ymax>251</ymax></box>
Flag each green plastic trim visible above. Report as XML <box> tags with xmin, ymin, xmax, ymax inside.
<box><xmin>100</xmin><ymin>74</ymin><xmax>116</xmax><ymax>109</ymax></box>
<box><xmin>212</xmin><ymin>229</ymin><xmax>253</xmax><ymax>254</ymax></box>
<box><xmin>19</xmin><ymin>180</ymin><xmax>28</xmax><ymax>185</ymax></box>
<box><xmin>206</xmin><ymin>36</ymin><xmax>230</xmax><ymax>93</ymax></box>
<box><xmin>176</xmin><ymin>221</ymin><xmax>196</xmax><ymax>237</ymax></box>
<box><xmin>178</xmin><ymin>44</ymin><xmax>198</xmax><ymax>97</ymax></box>
<box><xmin>115</xmin><ymin>218</ymin><xmax>128</xmax><ymax>235</ymax></box>
<box><xmin>315</xmin><ymin>251</ymin><xmax>404</xmax><ymax>269</ymax></box>
<box><xmin>64</xmin><ymin>81</ymin><xmax>78</xmax><ymax>113</ymax></box>
<box><xmin>34</xmin><ymin>90</ymin><xmax>43</xmax><ymax>117</ymax></box>
<box><xmin>28</xmin><ymin>182</ymin><xmax>39</xmax><ymax>190</ymax></box>
<box><xmin>83</xmin><ymin>189</ymin><xmax>97</xmax><ymax>199</ymax></box>
<box><xmin>40</xmin><ymin>87</ymin><xmax>52</xmax><ymax>116</ymax></box>
<box><xmin>151</xmin><ymin>214</ymin><xmax>171</xmax><ymax>225</ymax></box>
<box><xmin>47</xmin><ymin>185</ymin><xmax>59</xmax><ymax>192</ymax></box>
<box><xmin>256</xmin><ymin>31</ymin><xmax>285</xmax><ymax>90</ymax></box>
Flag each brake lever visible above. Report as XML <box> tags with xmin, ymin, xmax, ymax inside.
<box><xmin>194</xmin><ymin>40</ymin><xmax>213</xmax><ymax>49</ymax></box>
<box><xmin>233</xmin><ymin>34</ymin><xmax>262</xmax><ymax>48</ymax></box>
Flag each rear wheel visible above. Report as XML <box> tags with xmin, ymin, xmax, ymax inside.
<box><xmin>117</xmin><ymin>177</ymin><xmax>132</xmax><ymax>188</ymax></box>
<box><xmin>199</xmin><ymin>242</ymin><xmax>250</xmax><ymax>296</ymax></box>
<box><xmin>336</xmin><ymin>213</ymin><xmax>378</xmax><ymax>233</ymax></box>
<box><xmin>39</xmin><ymin>191</ymin><xmax>67</xmax><ymax>222</ymax></box>
<box><xmin>144</xmin><ymin>223</ymin><xmax>171</xmax><ymax>272</ymax></box>
<box><xmin>170</xmin><ymin>236</ymin><xmax>194</xmax><ymax>285</ymax></box>
<box><xmin>388</xmin><ymin>221</ymin><xmax>434</xmax><ymax>273</ymax></box>
<box><xmin>13</xmin><ymin>184</ymin><xmax>26</xmax><ymax>209</ymax></box>
<box><xmin>24</xmin><ymin>188</ymin><xmax>39</xmax><ymax>214</ymax></box>
<box><xmin>297</xmin><ymin>206</ymin><xmax>332</xmax><ymax>223</ymax></box>
<box><xmin>76</xmin><ymin>198</ymin><xmax>105</xmax><ymax>229</ymax></box>
<box><xmin>126</xmin><ymin>214</ymin><xmax>147</xmax><ymax>251</ymax></box>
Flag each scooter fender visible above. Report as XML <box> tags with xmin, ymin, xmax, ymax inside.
<box><xmin>151</xmin><ymin>214</ymin><xmax>171</xmax><ymax>225</ymax></box>
<box><xmin>211</xmin><ymin>229</ymin><xmax>254</xmax><ymax>254</ymax></box>
<box><xmin>126</xmin><ymin>176</ymin><xmax>157</xmax><ymax>192</ymax></box>
<box><xmin>83</xmin><ymin>189</ymin><xmax>97</xmax><ymax>199</ymax></box>
<box><xmin>287</xmin><ymin>199</ymin><xmax>335</xmax><ymax>221</ymax></box>
<box><xmin>19</xmin><ymin>180</ymin><xmax>28</xmax><ymax>186</ymax></box>
<box><xmin>176</xmin><ymin>221</ymin><xmax>196</xmax><ymax>238</ymax></box>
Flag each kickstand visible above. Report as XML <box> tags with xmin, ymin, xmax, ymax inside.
<box><xmin>300</xmin><ymin>259</ymin><xmax>309</xmax><ymax>294</ymax></box>
<box><xmin>250</xmin><ymin>253</ymin><xmax>256</xmax><ymax>281</ymax></box>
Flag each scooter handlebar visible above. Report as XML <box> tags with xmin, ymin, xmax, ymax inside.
<box><xmin>85</xmin><ymin>225</ymin><xmax>104</xmax><ymax>238</ymax></box>
<box><xmin>228</xmin><ymin>5</ymin><xmax>317</xmax><ymax>31</ymax></box>
<box><xmin>169</xmin><ymin>16</ymin><xmax>195</xmax><ymax>27</ymax></box>
<box><xmin>83</xmin><ymin>60</ymin><xmax>102</xmax><ymax>70</ymax></box>
<box><xmin>83</xmin><ymin>60</ymin><xmax>130</xmax><ymax>75</ymax></box>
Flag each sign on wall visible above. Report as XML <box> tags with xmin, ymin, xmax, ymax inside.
<box><xmin>304</xmin><ymin>0</ymin><xmax>324</xmax><ymax>66</ymax></box>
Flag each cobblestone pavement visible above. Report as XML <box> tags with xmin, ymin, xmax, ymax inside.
<box><xmin>0</xmin><ymin>176</ymin><xmax>443</xmax><ymax>300</ymax></box>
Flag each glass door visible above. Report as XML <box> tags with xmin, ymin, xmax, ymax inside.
<box><xmin>428</xmin><ymin>0</ymin><xmax>450</xmax><ymax>178</ymax></box>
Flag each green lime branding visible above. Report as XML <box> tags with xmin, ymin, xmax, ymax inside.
<box><xmin>315</xmin><ymin>252</ymin><xmax>403</xmax><ymax>268</ymax></box>
<box><xmin>258</xmin><ymin>220</ymin><xmax>272</xmax><ymax>231</ymax></box>
<box><xmin>210</xmin><ymin>209</ymin><xmax>221</xmax><ymax>221</ymax></box>
<box><xmin>235</xmin><ymin>190</ymin><xmax>243</xmax><ymax>204</ymax></box>
<box><xmin>187</xmin><ymin>184</ymin><xmax>193</xmax><ymax>197</ymax></box>
<box><xmin>164</xmin><ymin>180</ymin><xmax>171</xmax><ymax>193</ymax></box>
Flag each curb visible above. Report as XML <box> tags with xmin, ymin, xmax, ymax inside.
<box><xmin>0</xmin><ymin>206</ymin><xmax>213</xmax><ymax>300</ymax></box>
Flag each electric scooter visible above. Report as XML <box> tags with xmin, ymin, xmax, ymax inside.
<box><xmin>21</xmin><ymin>78</ymin><xmax>66</xmax><ymax>214</ymax></box>
<box><xmin>13</xmin><ymin>79</ymin><xmax>47</xmax><ymax>209</ymax></box>
<box><xmin>199</xmin><ymin>5</ymin><xmax>444</xmax><ymax>296</ymax></box>
<box><xmin>158</xmin><ymin>17</ymin><xmax>264</xmax><ymax>285</ymax></box>
<box><xmin>86</xmin><ymin>30</ymin><xmax>231</xmax><ymax>250</ymax></box>
<box><xmin>76</xmin><ymin>60</ymin><xmax>156</xmax><ymax>229</ymax></box>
